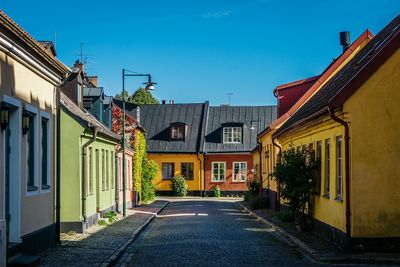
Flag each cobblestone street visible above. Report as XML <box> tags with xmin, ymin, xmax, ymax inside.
<box><xmin>115</xmin><ymin>199</ymin><xmax>319</xmax><ymax>267</ymax></box>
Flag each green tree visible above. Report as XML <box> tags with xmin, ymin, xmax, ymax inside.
<box><xmin>115</xmin><ymin>87</ymin><xmax>159</xmax><ymax>104</ymax></box>
<box><xmin>141</xmin><ymin>158</ymin><xmax>158</xmax><ymax>202</ymax></box>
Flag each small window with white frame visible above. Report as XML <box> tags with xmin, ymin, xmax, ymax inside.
<box><xmin>25</xmin><ymin>105</ymin><xmax>38</xmax><ymax>193</ymax></box>
<box><xmin>40</xmin><ymin>112</ymin><xmax>51</xmax><ymax>191</ymax></box>
<box><xmin>212</xmin><ymin>162</ymin><xmax>226</xmax><ymax>182</ymax></box>
<box><xmin>233</xmin><ymin>162</ymin><xmax>247</xmax><ymax>182</ymax></box>
<box><xmin>336</xmin><ymin>136</ymin><xmax>343</xmax><ymax>199</ymax></box>
<box><xmin>223</xmin><ymin>127</ymin><xmax>242</xmax><ymax>143</ymax></box>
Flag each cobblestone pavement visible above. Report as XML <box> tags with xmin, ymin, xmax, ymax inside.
<box><xmin>115</xmin><ymin>199</ymin><xmax>322</xmax><ymax>267</ymax></box>
<box><xmin>39</xmin><ymin>201</ymin><xmax>167</xmax><ymax>267</ymax></box>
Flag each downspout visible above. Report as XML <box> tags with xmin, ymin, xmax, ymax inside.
<box><xmin>328</xmin><ymin>106</ymin><xmax>351</xmax><ymax>247</ymax></box>
<box><xmin>55</xmin><ymin>88</ymin><xmax>61</xmax><ymax>246</ymax></box>
<box><xmin>257</xmin><ymin>139</ymin><xmax>263</xmax><ymax>196</ymax></box>
<box><xmin>82</xmin><ymin>126</ymin><xmax>98</xmax><ymax>223</ymax></box>
<box><xmin>115</xmin><ymin>152</ymin><xmax>120</xmax><ymax>213</ymax></box>
<box><xmin>203</xmin><ymin>153</ymin><xmax>207</xmax><ymax>197</ymax></box>
<box><xmin>197</xmin><ymin>153</ymin><xmax>203</xmax><ymax>197</ymax></box>
<box><xmin>272</xmin><ymin>138</ymin><xmax>282</xmax><ymax>212</ymax></box>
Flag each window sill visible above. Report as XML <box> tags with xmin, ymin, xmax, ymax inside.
<box><xmin>322</xmin><ymin>193</ymin><xmax>330</xmax><ymax>199</ymax></box>
<box><xmin>27</xmin><ymin>186</ymin><xmax>38</xmax><ymax>192</ymax></box>
<box><xmin>334</xmin><ymin>196</ymin><xmax>343</xmax><ymax>202</ymax></box>
<box><xmin>231</xmin><ymin>181</ymin><xmax>247</xmax><ymax>183</ymax></box>
<box><xmin>210</xmin><ymin>180</ymin><xmax>226</xmax><ymax>183</ymax></box>
<box><xmin>41</xmin><ymin>185</ymin><xmax>51</xmax><ymax>190</ymax></box>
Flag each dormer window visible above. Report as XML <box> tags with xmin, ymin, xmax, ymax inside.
<box><xmin>223</xmin><ymin>126</ymin><xmax>242</xmax><ymax>143</ymax></box>
<box><xmin>170</xmin><ymin>122</ymin><xmax>186</xmax><ymax>141</ymax></box>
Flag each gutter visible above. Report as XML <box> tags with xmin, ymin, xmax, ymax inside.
<box><xmin>272</xmin><ymin>138</ymin><xmax>282</xmax><ymax>212</ymax></box>
<box><xmin>115</xmin><ymin>152</ymin><xmax>120</xmax><ymax>213</ymax></box>
<box><xmin>197</xmin><ymin>153</ymin><xmax>203</xmax><ymax>197</ymax></box>
<box><xmin>82</xmin><ymin>126</ymin><xmax>98</xmax><ymax>223</ymax></box>
<box><xmin>55</xmin><ymin>88</ymin><xmax>61</xmax><ymax>246</ymax></box>
<box><xmin>203</xmin><ymin>153</ymin><xmax>207</xmax><ymax>197</ymax></box>
<box><xmin>328</xmin><ymin>106</ymin><xmax>351</xmax><ymax>248</ymax></box>
<box><xmin>257</xmin><ymin>139</ymin><xmax>263</xmax><ymax>196</ymax></box>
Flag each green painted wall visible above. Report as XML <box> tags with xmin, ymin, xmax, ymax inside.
<box><xmin>60</xmin><ymin>109</ymin><xmax>118</xmax><ymax>223</ymax></box>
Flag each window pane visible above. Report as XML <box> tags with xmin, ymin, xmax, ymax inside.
<box><xmin>325</xmin><ymin>139</ymin><xmax>330</xmax><ymax>195</ymax></box>
<box><xmin>41</xmin><ymin>118</ymin><xmax>48</xmax><ymax>187</ymax></box>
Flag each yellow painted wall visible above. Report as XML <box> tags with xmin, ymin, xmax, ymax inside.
<box><xmin>252</xmin><ymin>150</ymin><xmax>260</xmax><ymax>180</ymax></box>
<box><xmin>148</xmin><ymin>153</ymin><xmax>203</xmax><ymax>191</ymax></box>
<box><xmin>258</xmin><ymin>130</ymin><xmax>279</xmax><ymax>192</ymax></box>
<box><xmin>278</xmin><ymin>119</ymin><xmax>346</xmax><ymax>233</ymax></box>
<box><xmin>344</xmin><ymin>49</ymin><xmax>400</xmax><ymax>238</ymax></box>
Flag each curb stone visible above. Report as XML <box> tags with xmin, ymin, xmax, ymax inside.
<box><xmin>100</xmin><ymin>201</ymin><xmax>169</xmax><ymax>267</ymax></box>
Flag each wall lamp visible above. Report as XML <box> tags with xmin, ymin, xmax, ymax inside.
<box><xmin>1</xmin><ymin>101</ymin><xmax>9</xmax><ymax>131</ymax></box>
<box><xmin>22</xmin><ymin>108</ymin><xmax>30</xmax><ymax>135</ymax></box>
<box><xmin>250</xmin><ymin>119</ymin><xmax>261</xmax><ymax>130</ymax></box>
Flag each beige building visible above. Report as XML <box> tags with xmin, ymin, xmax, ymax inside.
<box><xmin>0</xmin><ymin>10</ymin><xmax>69</xmax><ymax>259</ymax></box>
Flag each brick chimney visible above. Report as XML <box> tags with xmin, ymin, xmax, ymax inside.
<box><xmin>73</xmin><ymin>60</ymin><xmax>84</xmax><ymax>73</ymax></box>
<box><xmin>88</xmin><ymin>76</ymin><xmax>98</xmax><ymax>87</ymax></box>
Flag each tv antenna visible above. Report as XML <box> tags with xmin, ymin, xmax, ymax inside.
<box><xmin>227</xmin><ymin>92</ymin><xmax>233</xmax><ymax>105</ymax></box>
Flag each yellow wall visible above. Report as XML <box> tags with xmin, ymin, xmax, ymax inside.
<box><xmin>344</xmin><ymin>49</ymin><xmax>400</xmax><ymax>238</ymax></box>
<box><xmin>258</xmin><ymin>130</ymin><xmax>279</xmax><ymax>192</ymax></box>
<box><xmin>148</xmin><ymin>153</ymin><xmax>203</xmax><ymax>191</ymax></box>
<box><xmin>278</xmin><ymin>119</ymin><xmax>346</xmax><ymax>233</ymax></box>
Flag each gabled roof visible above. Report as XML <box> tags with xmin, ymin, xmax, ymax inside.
<box><xmin>274</xmin><ymin>15</ymin><xmax>400</xmax><ymax>138</ymax></box>
<box><xmin>138</xmin><ymin>103</ymin><xmax>207</xmax><ymax>153</ymax></box>
<box><xmin>83</xmin><ymin>87</ymin><xmax>104</xmax><ymax>97</ymax></box>
<box><xmin>60</xmin><ymin>92</ymin><xmax>120</xmax><ymax>141</ymax></box>
<box><xmin>113</xmin><ymin>98</ymin><xmax>140</xmax><ymax>112</ymax></box>
<box><xmin>0</xmin><ymin>10</ymin><xmax>69</xmax><ymax>74</ymax></box>
<box><xmin>103</xmin><ymin>96</ymin><xmax>113</xmax><ymax>106</ymax></box>
<box><xmin>273</xmin><ymin>75</ymin><xmax>321</xmax><ymax>94</ymax></box>
<box><xmin>258</xmin><ymin>29</ymin><xmax>375</xmax><ymax>140</ymax></box>
<box><xmin>204</xmin><ymin>105</ymin><xmax>277</xmax><ymax>153</ymax></box>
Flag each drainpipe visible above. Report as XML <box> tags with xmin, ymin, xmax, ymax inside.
<box><xmin>82</xmin><ymin>126</ymin><xmax>98</xmax><ymax>223</ymax></box>
<box><xmin>328</xmin><ymin>106</ymin><xmax>351</xmax><ymax>247</ymax></box>
<box><xmin>197</xmin><ymin>153</ymin><xmax>203</xmax><ymax>197</ymax></box>
<box><xmin>257</xmin><ymin>139</ymin><xmax>263</xmax><ymax>196</ymax></box>
<box><xmin>115</xmin><ymin>152</ymin><xmax>120</xmax><ymax>213</ymax></box>
<box><xmin>272</xmin><ymin>138</ymin><xmax>282</xmax><ymax>212</ymax></box>
<box><xmin>203</xmin><ymin>153</ymin><xmax>207</xmax><ymax>197</ymax></box>
<box><xmin>55</xmin><ymin>89</ymin><xmax>61</xmax><ymax>246</ymax></box>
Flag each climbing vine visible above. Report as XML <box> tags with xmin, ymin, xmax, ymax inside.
<box><xmin>133</xmin><ymin>130</ymin><xmax>146</xmax><ymax>199</ymax></box>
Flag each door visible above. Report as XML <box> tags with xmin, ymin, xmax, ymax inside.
<box><xmin>4</xmin><ymin>126</ymin><xmax>11</xmax><ymax>246</ymax></box>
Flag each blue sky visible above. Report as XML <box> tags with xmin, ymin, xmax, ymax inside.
<box><xmin>1</xmin><ymin>1</ymin><xmax>399</xmax><ymax>105</ymax></box>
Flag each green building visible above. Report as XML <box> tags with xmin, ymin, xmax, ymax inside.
<box><xmin>59</xmin><ymin>91</ymin><xmax>120</xmax><ymax>233</ymax></box>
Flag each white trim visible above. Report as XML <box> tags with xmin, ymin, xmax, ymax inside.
<box><xmin>232</xmin><ymin>161</ymin><xmax>247</xmax><ymax>182</ymax></box>
<box><xmin>223</xmin><ymin>127</ymin><xmax>242</xmax><ymax>144</ymax></box>
<box><xmin>40</xmin><ymin>111</ymin><xmax>51</xmax><ymax>194</ymax></box>
<box><xmin>211</xmin><ymin>161</ymin><xmax>226</xmax><ymax>182</ymax></box>
<box><xmin>25</xmin><ymin>104</ymin><xmax>39</xmax><ymax>197</ymax></box>
<box><xmin>3</xmin><ymin>95</ymin><xmax>22</xmax><ymax>243</ymax></box>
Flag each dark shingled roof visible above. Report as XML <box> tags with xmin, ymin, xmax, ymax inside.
<box><xmin>138</xmin><ymin>103</ymin><xmax>207</xmax><ymax>153</ymax></box>
<box><xmin>205</xmin><ymin>106</ymin><xmax>277</xmax><ymax>153</ymax></box>
<box><xmin>275</xmin><ymin>15</ymin><xmax>400</xmax><ymax>137</ymax></box>
<box><xmin>60</xmin><ymin>92</ymin><xmax>120</xmax><ymax>141</ymax></box>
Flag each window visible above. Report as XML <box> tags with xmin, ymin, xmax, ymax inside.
<box><xmin>233</xmin><ymin>162</ymin><xmax>247</xmax><ymax>182</ymax></box>
<box><xmin>162</xmin><ymin>163</ymin><xmax>174</xmax><ymax>180</ymax></box>
<box><xmin>41</xmin><ymin>117</ymin><xmax>50</xmax><ymax>190</ymax></box>
<box><xmin>170</xmin><ymin>124</ymin><xmax>185</xmax><ymax>140</ymax></box>
<box><xmin>27</xmin><ymin>114</ymin><xmax>37</xmax><ymax>191</ymax></box>
<box><xmin>106</xmin><ymin>150</ymin><xmax>109</xmax><ymax>189</ymax></box>
<box><xmin>89</xmin><ymin>148</ymin><xmax>93</xmax><ymax>194</ymax></box>
<box><xmin>111</xmin><ymin>151</ymin><xmax>115</xmax><ymax>189</ymax></box>
<box><xmin>212</xmin><ymin>162</ymin><xmax>226</xmax><ymax>182</ymax></box>
<box><xmin>324</xmin><ymin>139</ymin><xmax>330</xmax><ymax>197</ymax></box>
<box><xmin>102</xmin><ymin>149</ymin><xmax>105</xmax><ymax>190</ymax></box>
<box><xmin>127</xmin><ymin>160</ymin><xmax>131</xmax><ymax>190</ymax></box>
<box><xmin>315</xmin><ymin>141</ymin><xmax>322</xmax><ymax>195</ymax></box>
<box><xmin>181</xmin><ymin>163</ymin><xmax>194</xmax><ymax>180</ymax></box>
<box><xmin>223</xmin><ymin>127</ymin><xmax>242</xmax><ymax>143</ymax></box>
<box><xmin>336</xmin><ymin>136</ymin><xmax>343</xmax><ymax>199</ymax></box>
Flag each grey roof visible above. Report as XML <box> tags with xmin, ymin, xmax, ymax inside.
<box><xmin>103</xmin><ymin>96</ymin><xmax>113</xmax><ymax>106</ymax></box>
<box><xmin>137</xmin><ymin>103</ymin><xmax>207</xmax><ymax>153</ymax></box>
<box><xmin>83</xmin><ymin>87</ymin><xmax>104</xmax><ymax>97</ymax></box>
<box><xmin>204</xmin><ymin>106</ymin><xmax>277</xmax><ymax>153</ymax></box>
<box><xmin>60</xmin><ymin>92</ymin><xmax>120</xmax><ymax>141</ymax></box>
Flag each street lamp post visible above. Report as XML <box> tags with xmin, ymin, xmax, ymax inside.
<box><xmin>121</xmin><ymin>69</ymin><xmax>156</xmax><ymax>217</ymax></box>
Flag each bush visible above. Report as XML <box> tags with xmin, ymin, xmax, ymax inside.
<box><xmin>171</xmin><ymin>176</ymin><xmax>188</xmax><ymax>197</ymax></box>
<box><xmin>213</xmin><ymin>186</ymin><xmax>221</xmax><ymax>197</ymax></box>
<box><xmin>247</xmin><ymin>178</ymin><xmax>260</xmax><ymax>197</ymax></box>
<box><xmin>250</xmin><ymin>196</ymin><xmax>270</xmax><ymax>210</ymax></box>
<box><xmin>141</xmin><ymin>158</ymin><xmax>158</xmax><ymax>202</ymax></box>
<box><xmin>104</xmin><ymin>211</ymin><xmax>117</xmax><ymax>223</ymax></box>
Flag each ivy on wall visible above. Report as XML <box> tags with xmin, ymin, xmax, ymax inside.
<box><xmin>133</xmin><ymin>130</ymin><xmax>146</xmax><ymax>199</ymax></box>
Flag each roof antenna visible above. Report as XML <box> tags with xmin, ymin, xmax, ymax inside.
<box><xmin>54</xmin><ymin>32</ymin><xmax>57</xmax><ymax>50</ymax></box>
<box><xmin>227</xmin><ymin>92</ymin><xmax>233</xmax><ymax>105</ymax></box>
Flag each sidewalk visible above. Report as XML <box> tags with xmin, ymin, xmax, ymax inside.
<box><xmin>39</xmin><ymin>201</ymin><xmax>168</xmax><ymax>267</ymax></box>
<box><xmin>237</xmin><ymin>201</ymin><xmax>400</xmax><ymax>266</ymax></box>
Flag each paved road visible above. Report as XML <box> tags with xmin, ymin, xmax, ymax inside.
<box><xmin>115</xmin><ymin>199</ymin><xmax>320</xmax><ymax>267</ymax></box>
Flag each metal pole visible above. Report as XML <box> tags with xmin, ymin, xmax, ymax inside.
<box><xmin>122</xmin><ymin>69</ymin><xmax>127</xmax><ymax>217</ymax></box>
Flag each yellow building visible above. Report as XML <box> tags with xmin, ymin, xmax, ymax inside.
<box><xmin>257</xmin><ymin>30</ymin><xmax>373</xmax><ymax>212</ymax></box>
<box><xmin>273</xmin><ymin>16</ymin><xmax>400</xmax><ymax>250</ymax></box>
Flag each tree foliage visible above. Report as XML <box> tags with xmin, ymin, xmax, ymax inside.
<box><xmin>272</xmin><ymin>146</ymin><xmax>318</xmax><ymax>230</ymax></box>
<box><xmin>171</xmin><ymin>176</ymin><xmax>188</xmax><ymax>197</ymax></box>
<box><xmin>133</xmin><ymin>130</ymin><xmax>146</xmax><ymax>199</ymax></box>
<box><xmin>115</xmin><ymin>87</ymin><xmax>159</xmax><ymax>105</ymax></box>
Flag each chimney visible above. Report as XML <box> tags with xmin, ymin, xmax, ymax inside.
<box><xmin>88</xmin><ymin>76</ymin><xmax>98</xmax><ymax>87</ymax></box>
<box><xmin>169</xmin><ymin>100</ymin><xmax>174</xmax><ymax>104</ymax></box>
<box><xmin>340</xmin><ymin>31</ymin><xmax>350</xmax><ymax>52</ymax></box>
<box><xmin>162</xmin><ymin>100</ymin><xmax>166</xmax><ymax>105</ymax></box>
<box><xmin>73</xmin><ymin>60</ymin><xmax>84</xmax><ymax>72</ymax></box>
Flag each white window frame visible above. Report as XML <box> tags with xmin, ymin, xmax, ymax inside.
<box><xmin>223</xmin><ymin>127</ymin><xmax>242</xmax><ymax>144</ymax></box>
<box><xmin>336</xmin><ymin>136</ymin><xmax>343</xmax><ymax>199</ymax></box>
<box><xmin>211</xmin><ymin>162</ymin><xmax>226</xmax><ymax>182</ymax></box>
<box><xmin>25</xmin><ymin>104</ymin><xmax>39</xmax><ymax>196</ymax></box>
<box><xmin>232</xmin><ymin>162</ymin><xmax>247</xmax><ymax>182</ymax></box>
<box><xmin>40</xmin><ymin>111</ymin><xmax>51</xmax><ymax>193</ymax></box>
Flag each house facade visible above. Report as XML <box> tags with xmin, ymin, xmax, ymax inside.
<box><xmin>0</xmin><ymin>10</ymin><xmax>69</xmax><ymax>257</ymax></box>
<box><xmin>273</xmin><ymin>16</ymin><xmax>400</xmax><ymax>250</ymax></box>
<box><xmin>203</xmin><ymin>106</ymin><xmax>276</xmax><ymax>196</ymax></box>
